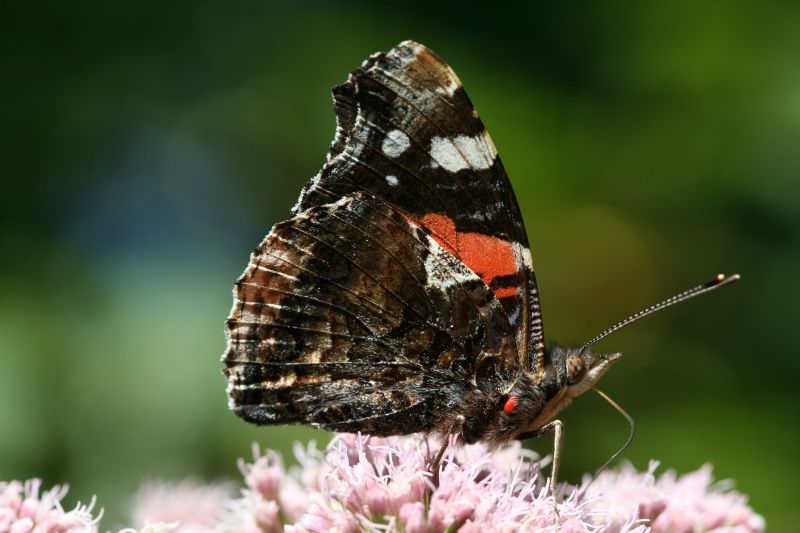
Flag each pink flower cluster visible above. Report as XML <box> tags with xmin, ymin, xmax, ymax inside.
<box><xmin>0</xmin><ymin>479</ymin><xmax>100</xmax><ymax>533</ymax></box>
<box><xmin>212</xmin><ymin>434</ymin><xmax>763</xmax><ymax>533</ymax></box>
<box><xmin>2</xmin><ymin>434</ymin><xmax>765</xmax><ymax>532</ymax></box>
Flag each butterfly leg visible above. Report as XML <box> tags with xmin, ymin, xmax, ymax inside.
<box><xmin>423</xmin><ymin>436</ymin><xmax>450</xmax><ymax>506</ymax></box>
<box><xmin>519</xmin><ymin>419</ymin><xmax>564</xmax><ymax>530</ymax></box>
<box><xmin>428</xmin><ymin>415</ymin><xmax>463</xmax><ymax>491</ymax></box>
<box><xmin>429</xmin><ymin>438</ymin><xmax>449</xmax><ymax>484</ymax></box>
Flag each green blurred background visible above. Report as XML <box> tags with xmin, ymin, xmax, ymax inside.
<box><xmin>2</xmin><ymin>1</ymin><xmax>798</xmax><ymax>529</ymax></box>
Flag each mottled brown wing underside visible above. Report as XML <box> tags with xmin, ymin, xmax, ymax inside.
<box><xmin>293</xmin><ymin>40</ymin><xmax>545</xmax><ymax>374</ymax></box>
<box><xmin>223</xmin><ymin>192</ymin><xmax>519</xmax><ymax>435</ymax></box>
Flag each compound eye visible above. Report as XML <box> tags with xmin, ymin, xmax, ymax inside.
<box><xmin>566</xmin><ymin>355</ymin><xmax>587</xmax><ymax>385</ymax></box>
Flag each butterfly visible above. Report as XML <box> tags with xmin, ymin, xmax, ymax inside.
<box><xmin>222</xmin><ymin>40</ymin><xmax>738</xmax><ymax>506</ymax></box>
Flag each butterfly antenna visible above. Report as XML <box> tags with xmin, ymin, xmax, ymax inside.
<box><xmin>592</xmin><ymin>387</ymin><xmax>635</xmax><ymax>475</ymax></box>
<box><xmin>579</xmin><ymin>273</ymin><xmax>740</xmax><ymax>353</ymax></box>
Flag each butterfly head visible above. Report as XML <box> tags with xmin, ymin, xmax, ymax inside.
<box><xmin>558</xmin><ymin>345</ymin><xmax>622</xmax><ymax>398</ymax></box>
<box><xmin>494</xmin><ymin>346</ymin><xmax>621</xmax><ymax>442</ymax></box>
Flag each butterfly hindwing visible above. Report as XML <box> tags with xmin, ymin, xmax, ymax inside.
<box><xmin>223</xmin><ymin>192</ymin><xmax>519</xmax><ymax>434</ymax></box>
<box><xmin>293</xmin><ymin>40</ymin><xmax>545</xmax><ymax>376</ymax></box>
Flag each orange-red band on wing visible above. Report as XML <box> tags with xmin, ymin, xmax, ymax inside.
<box><xmin>417</xmin><ymin>213</ymin><xmax>519</xmax><ymax>298</ymax></box>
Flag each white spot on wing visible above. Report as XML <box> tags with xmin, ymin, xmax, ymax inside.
<box><xmin>423</xmin><ymin>252</ymin><xmax>458</xmax><ymax>290</ymax></box>
<box><xmin>429</xmin><ymin>137</ymin><xmax>463</xmax><ymax>172</ymax></box>
<box><xmin>421</xmin><ymin>234</ymin><xmax>478</xmax><ymax>292</ymax></box>
<box><xmin>385</xmin><ymin>175</ymin><xmax>399</xmax><ymax>186</ymax></box>
<box><xmin>382</xmin><ymin>129</ymin><xmax>410</xmax><ymax>158</ymax></box>
<box><xmin>513</xmin><ymin>242</ymin><xmax>535</xmax><ymax>270</ymax></box>
<box><xmin>429</xmin><ymin>131</ymin><xmax>498</xmax><ymax>172</ymax></box>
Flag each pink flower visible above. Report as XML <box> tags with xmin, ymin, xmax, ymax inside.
<box><xmin>3</xmin><ymin>434</ymin><xmax>765</xmax><ymax>532</ymax></box>
<box><xmin>0</xmin><ymin>479</ymin><xmax>101</xmax><ymax>533</ymax></box>
<box><xmin>221</xmin><ymin>442</ymin><xmax>328</xmax><ymax>532</ymax></box>
<box><xmin>582</xmin><ymin>460</ymin><xmax>766</xmax><ymax>532</ymax></box>
<box><xmin>128</xmin><ymin>479</ymin><xmax>234</xmax><ymax>533</ymax></box>
<box><xmin>220</xmin><ymin>434</ymin><xmax>764</xmax><ymax>532</ymax></box>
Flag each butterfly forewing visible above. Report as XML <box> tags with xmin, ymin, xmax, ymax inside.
<box><xmin>292</xmin><ymin>41</ymin><xmax>545</xmax><ymax>374</ymax></box>
<box><xmin>224</xmin><ymin>192</ymin><xmax>519</xmax><ymax>434</ymax></box>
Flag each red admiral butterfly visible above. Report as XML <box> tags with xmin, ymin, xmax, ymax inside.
<box><xmin>222</xmin><ymin>40</ymin><xmax>738</xmax><ymax>508</ymax></box>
